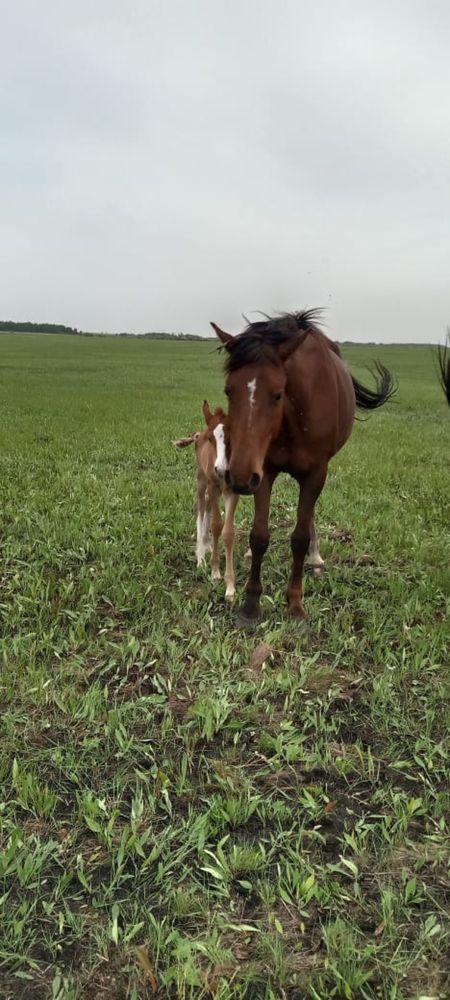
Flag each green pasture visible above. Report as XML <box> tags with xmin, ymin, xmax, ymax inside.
<box><xmin>0</xmin><ymin>333</ymin><xmax>448</xmax><ymax>999</ymax></box>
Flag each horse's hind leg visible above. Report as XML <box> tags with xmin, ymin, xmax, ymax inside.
<box><xmin>305</xmin><ymin>517</ymin><xmax>325</xmax><ymax>576</ymax></box>
<box><xmin>210</xmin><ymin>487</ymin><xmax>223</xmax><ymax>581</ymax></box>
<box><xmin>222</xmin><ymin>492</ymin><xmax>238</xmax><ymax>601</ymax></box>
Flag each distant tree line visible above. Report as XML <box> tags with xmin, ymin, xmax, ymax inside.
<box><xmin>0</xmin><ymin>321</ymin><xmax>79</xmax><ymax>334</ymax></box>
<box><xmin>0</xmin><ymin>321</ymin><xmax>212</xmax><ymax>340</ymax></box>
<box><xmin>116</xmin><ymin>331</ymin><xmax>211</xmax><ymax>340</ymax></box>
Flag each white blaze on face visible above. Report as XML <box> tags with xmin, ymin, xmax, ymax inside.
<box><xmin>247</xmin><ymin>378</ymin><xmax>257</xmax><ymax>407</ymax></box>
<box><xmin>213</xmin><ymin>423</ymin><xmax>227</xmax><ymax>475</ymax></box>
<box><xmin>247</xmin><ymin>377</ymin><xmax>257</xmax><ymax>427</ymax></box>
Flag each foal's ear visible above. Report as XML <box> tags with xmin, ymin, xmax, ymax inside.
<box><xmin>202</xmin><ymin>399</ymin><xmax>213</xmax><ymax>425</ymax></box>
<box><xmin>210</xmin><ymin>321</ymin><xmax>235</xmax><ymax>347</ymax></box>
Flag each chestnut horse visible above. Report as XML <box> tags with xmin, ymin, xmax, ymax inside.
<box><xmin>211</xmin><ymin>310</ymin><xmax>396</xmax><ymax>621</ymax></box>
<box><xmin>174</xmin><ymin>401</ymin><xmax>239</xmax><ymax>601</ymax></box>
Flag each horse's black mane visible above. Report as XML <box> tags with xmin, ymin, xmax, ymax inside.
<box><xmin>224</xmin><ymin>309</ymin><xmax>324</xmax><ymax>373</ymax></box>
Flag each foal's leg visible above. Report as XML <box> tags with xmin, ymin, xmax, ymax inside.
<box><xmin>287</xmin><ymin>466</ymin><xmax>327</xmax><ymax>618</ymax></box>
<box><xmin>240</xmin><ymin>471</ymin><xmax>277</xmax><ymax>621</ymax></box>
<box><xmin>210</xmin><ymin>486</ymin><xmax>223</xmax><ymax>581</ymax></box>
<box><xmin>201</xmin><ymin>490</ymin><xmax>212</xmax><ymax>558</ymax></box>
<box><xmin>222</xmin><ymin>491</ymin><xmax>239</xmax><ymax>601</ymax></box>
<box><xmin>305</xmin><ymin>517</ymin><xmax>325</xmax><ymax>575</ymax></box>
<box><xmin>196</xmin><ymin>481</ymin><xmax>210</xmax><ymax>565</ymax></box>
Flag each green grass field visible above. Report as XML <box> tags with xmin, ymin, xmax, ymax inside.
<box><xmin>0</xmin><ymin>333</ymin><xmax>449</xmax><ymax>1000</ymax></box>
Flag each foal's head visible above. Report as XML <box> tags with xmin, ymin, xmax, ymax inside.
<box><xmin>173</xmin><ymin>401</ymin><xmax>227</xmax><ymax>477</ymax></box>
<box><xmin>202</xmin><ymin>400</ymin><xmax>228</xmax><ymax>477</ymax></box>
<box><xmin>211</xmin><ymin>312</ymin><xmax>317</xmax><ymax>494</ymax></box>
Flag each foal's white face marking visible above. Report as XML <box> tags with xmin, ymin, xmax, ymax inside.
<box><xmin>213</xmin><ymin>423</ymin><xmax>227</xmax><ymax>476</ymax></box>
<box><xmin>247</xmin><ymin>377</ymin><xmax>257</xmax><ymax>428</ymax></box>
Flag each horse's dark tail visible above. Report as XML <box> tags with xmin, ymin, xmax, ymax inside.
<box><xmin>352</xmin><ymin>362</ymin><xmax>397</xmax><ymax>410</ymax></box>
<box><xmin>437</xmin><ymin>332</ymin><xmax>450</xmax><ymax>405</ymax></box>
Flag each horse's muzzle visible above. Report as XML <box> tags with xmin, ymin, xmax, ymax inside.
<box><xmin>225</xmin><ymin>470</ymin><xmax>261</xmax><ymax>494</ymax></box>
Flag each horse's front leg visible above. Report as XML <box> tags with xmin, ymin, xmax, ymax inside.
<box><xmin>240</xmin><ymin>471</ymin><xmax>277</xmax><ymax>621</ymax></box>
<box><xmin>287</xmin><ymin>465</ymin><xmax>327</xmax><ymax>618</ymax></box>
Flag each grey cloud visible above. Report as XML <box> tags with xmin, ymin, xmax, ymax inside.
<box><xmin>1</xmin><ymin>0</ymin><xmax>449</xmax><ymax>341</ymax></box>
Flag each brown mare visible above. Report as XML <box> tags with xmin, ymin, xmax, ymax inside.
<box><xmin>437</xmin><ymin>333</ymin><xmax>450</xmax><ymax>405</ymax></box>
<box><xmin>174</xmin><ymin>401</ymin><xmax>240</xmax><ymax>601</ymax></box>
<box><xmin>211</xmin><ymin>310</ymin><xmax>396</xmax><ymax>622</ymax></box>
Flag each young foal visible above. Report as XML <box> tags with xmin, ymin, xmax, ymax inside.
<box><xmin>211</xmin><ymin>310</ymin><xmax>396</xmax><ymax>621</ymax></box>
<box><xmin>174</xmin><ymin>401</ymin><xmax>239</xmax><ymax>601</ymax></box>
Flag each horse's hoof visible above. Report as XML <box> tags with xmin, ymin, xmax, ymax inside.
<box><xmin>225</xmin><ymin>590</ymin><xmax>235</xmax><ymax>603</ymax></box>
<box><xmin>235</xmin><ymin>607</ymin><xmax>260</xmax><ymax>629</ymax></box>
<box><xmin>288</xmin><ymin>604</ymin><xmax>308</xmax><ymax>621</ymax></box>
<box><xmin>211</xmin><ymin>569</ymin><xmax>221</xmax><ymax>581</ymax></box>
<box><xmin>305</xmin><ymin>561</ymin><xmax>325</xmax><ymax>576</ymax></box>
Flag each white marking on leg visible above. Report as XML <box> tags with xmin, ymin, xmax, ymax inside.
<box><xmin>213</xmin><ymin>423</ymin><xmax>227</xmax><ymax>476</ymax></box>
<box><xmin>196</xmin><ymin>512</ymin><xmax>205</xmax><ymax>564</ymax></box>
<box><xmin>305</xmin><ymin>523</ymin><xmax>325</xmax><ymax>571</ymax></box>
<box><xmin>196</xmin><ymin>508</ymin><xmax>211</xmax><ymax>565</ymax></box>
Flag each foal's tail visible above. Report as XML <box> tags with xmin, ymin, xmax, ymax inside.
<box><xmin>173</xmin><ymin>433</ymin><xmax>200</xmax><ymax>448</ymax></box>
<box><xmin>351</xmin><ymin>362</ymin><xmax>397</xmax><ymax>410</ymax></box>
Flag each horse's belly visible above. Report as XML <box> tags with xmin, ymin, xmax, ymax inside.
<box><xmin>266</xmin><ymin>440</ymin><xmax>318</xmax><ymax>476</ymax></box>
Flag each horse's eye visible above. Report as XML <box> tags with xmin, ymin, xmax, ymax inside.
<box><xmin>274</xmin><ymin>391</ymin><xmax>283</xmax><ymax>402</ymax></box>
<box><xmin>224</xmin><ymin>387</ymin><xmax>231</xmax><ymax>399</ymax></box>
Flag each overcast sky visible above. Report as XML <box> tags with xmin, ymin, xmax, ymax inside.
<box><xmin>2</xmin><ymin>0</ymin><xmax>449</xmax><ymax>341</ymax></box>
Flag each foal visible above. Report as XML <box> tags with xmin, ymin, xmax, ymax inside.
<box><xmin>174</xmin><ymin>401</ymin><xmax>239</xmax><ymax>601</ymax></box>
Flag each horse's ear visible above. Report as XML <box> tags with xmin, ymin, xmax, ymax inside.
<box><xmin>202</xmin><ymin>399</ymin><xmax>213</xmax><ymax>425</ymax></box>
<box><xmin>210</xmin><ymin>321</ymin><xmax>234</xmax><ymax>347</ymax></box>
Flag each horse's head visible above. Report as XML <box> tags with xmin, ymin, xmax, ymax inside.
<box><xmin>211</xmin><ymin>319</ymin><xmax>301</xmax><ymax>495</ymax></box>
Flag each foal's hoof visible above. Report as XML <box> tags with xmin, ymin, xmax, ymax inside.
<box><xmin>211</xmin><ymin>568</ymin><xmax>221</xmax><ymax>581</ymax></box>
